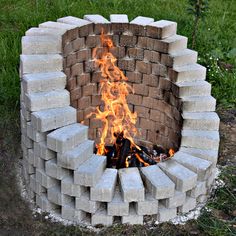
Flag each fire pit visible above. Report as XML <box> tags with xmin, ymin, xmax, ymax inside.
<box><xmin>20</xmin><ymin>14</ymin><xmax>220</xmax><ymax>225</ymax></box>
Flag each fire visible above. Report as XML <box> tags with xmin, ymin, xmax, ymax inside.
<box><xmin>90</xmin><ymin>29</ymin><xmax>140</xmax><ymax>155</ymax></box>
<box><xmin>169</xmin><ymin>148</ymin><xmax>175</xmax><ymax>157</ymax></box>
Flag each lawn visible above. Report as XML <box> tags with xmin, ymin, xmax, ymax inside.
<box><xmin>0</xmin><ymin>0</ymin><xmax>235</xmax><ymax>235</ymax></box>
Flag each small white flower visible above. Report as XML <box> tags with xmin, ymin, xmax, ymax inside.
<box><xmin>208</xmin><ymin>28</ymin><xmax>211</xmax><ymax>30</ymax></box>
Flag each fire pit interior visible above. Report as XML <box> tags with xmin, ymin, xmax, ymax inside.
<box><xmin>20</xmin><ymin>14</ymin><xmax>220</xmax><ymax>226</ymax></box>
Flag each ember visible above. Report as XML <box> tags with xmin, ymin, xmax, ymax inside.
<box><xmin>89</xmin><ymin>29</ymin><xmax>175</xmax><ymax>168</ymax></box>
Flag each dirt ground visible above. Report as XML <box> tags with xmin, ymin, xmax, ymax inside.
<box><xmin>0</xmin><ymin>109</ymin><xmax>235</xmax><ymax>236</ymax></box>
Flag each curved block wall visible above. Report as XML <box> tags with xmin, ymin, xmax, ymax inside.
<box><xmin>20</xmin><ymin>14</ymin><xmax>220</xmax><ymax>226</ymax></box>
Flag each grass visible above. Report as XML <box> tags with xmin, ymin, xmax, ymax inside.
<box><xmin>0</xmin><ymin>0</ymin><xmax>236</xmax><ymax>235</ymax></box>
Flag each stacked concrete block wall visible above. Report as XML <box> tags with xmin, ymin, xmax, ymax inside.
<box><xmin>20</xmin><ymin>14</ymin><xmax>220</xmax><ymax>226</ymax></box>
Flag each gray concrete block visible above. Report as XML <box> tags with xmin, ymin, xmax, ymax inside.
<box><xmin>45</xmin><ymin>159</ymin><xmax>69</xmax><ymax>180</ymax></box>
<box><xmin>174</xmin><ymin>151</ymin><xmax>212</xmax><ymax>181</ymax></box>
<box><xmin>135</xmin><ymin>193</ymin><xmax>158</xmax><ymax>215</ymax></box>
<box><xmin>162</xmin><ymin>191</ymin><xmax>186</xmax><ymax>208</ymax></box>
<box><xmin>181</xmin><ymin>130</ymin><xmax>220</xmax><ymax>150</ymax></box>
<box><xmin>84</xmin><ymin>14</ymin><xmax>110</xmax><ymax>23</ymax></box>
<box><xmin>91</xmin><ymin>207</ymin><xmax>113</xmax><ymax>226</ymax></box>
<box><xmin>182</xmin><ymin>95</ymin><xmax>216</xmax><ymax>112</ymax></box>
<box><xmin>197</xmin><ymin>194</ymin><xmax>208</xmax><ymax>203</ymax></box>
<box><xmin>34</xmin><ymin>141</ymin><xmax>56</xmax><ymax>160</ymax></box>
<box><xmin>90</xmin><ymin>168</ymin><xmax>117</xmax><ymax>202</ymax></box>
<box><xmin>22</xmin><ymin>36</ymin><xmax>61</xmax><ymax>54</ymax></box>
<box><xmin>22</xmin><ymin>71</ymin><xmax>66</xmax><ymax>93</ymax></box>
<box><xmin>190</xmin><ymin>181</ymin><xmax>207</xmax><ymax>198</ymax></box>
<box><xmin>36</xmin><ymin>169</ymin><xmax>58</xmax><ymax>188</ymax></box>
<box><xmin>119</xmin><ymin>167</ymin><xmax>145</xmax><ymax>202</ymax></box>
<box><xmin>47</xmin><ymin>123</ymin><xmax>88</xmax><ymax>153</ymax></box>
<box><xmin>158</xmin><ymin>160</ymin><xmax>197</xmax><ymax>192</ymax></box>
<box><xmin>178</xmin><ymin>197</ymin><xmax>196</xmax><ymax>213</ymax></box>
<box><xmin>62</xmin><ymin>202</ymin><xmax>85</xmax><ymax>222</ymax></box>
<box><xmin>31</xmin><ymin>106</ymin><xmax>76</xmax><ymax>132</ymax></box>
<box><xmin>47</xmin><ymin>186</ymin><xmax>73</xmax><ymax>206</ymax></box>
<box><xmin>21</xmin><ymin>102</ymin><xmax>31</xmax><ymax>121</ymax></box>
<box><xmin>57</xmin><ymin>16</ymin><xmax>91</xmax><ymax>26</ymax></box>
<box><xmin>20</xmin><ymin>54</ymin><xmax>62</xmax><ymax>75</ymax></box>
<box><xmin>141</xmin><ymin>165</ymin><xmax>175</xmax><ymax>199</ymax></box>
<box><xmin>57</xmin><ymin>140</ymin><xmax>94</xmax><ymax>170</ymax></box>
<box><xmin>25</xmin><ymin>89</ymin><xmax>70</xmax><ymax>112</ymax></box>
<box><xmin>21</xmin><ymin>134</ymin><xmax>33</xmax><ymax>149</ymax></box>
<box><xmin>61</xmin><ymin>175</ymin><xmax>84</xmax><ymax>197</ymax></box>
<box><xmin>122</xmin><ymin>207</ymin><xmax>143</xmax><ymax>225</ymax></box>
<box><xmin>26</xmin><ymin>27</ymin><xmax>66</xmax><ymax>36</ymax></box>
<box><xmin>36</xmin><ymin>193</ymin><xmax>58</xmax><ymax>212</ymax></box>
<box><xmin>39</xmin><ymin>21</ymin><xmax>76</xmax><ymax>30</ymax></box>
<box><xmin>107</xmin><ymin>188</ymin><xmax>129</xmax><ymax>216</ymax></box>
<box><xmin>33</xmin><ymin>155</ymin><xmax>45</xmax><ymax>170</ymax></box>
<box><xmin>130</xmin><ymin>16</ymin><xmax>154</xmax><ymax>26</ymax></box>
<box><xmin>158</xmin><ymin>204</ymin><xmax>177</xmax><ymax>222</ymax></box>
<box><xmin>75</xmin><ymin>191</ymin><xmax>100</xmax><ymax>213</ymax></box>
<box><xmin>206</xmin><ymin>169</ymin><xmax>216</xmax><ymax>187</ymax></box>
<box><xmin>110</xmin><ymin>14</ymin><xmax>129</xmax><ymax>23</ymax></box>
<box><xmin>182</xmin><ymin>112</ymin><xmax>220</xmax><ymax>131</ymax></box>
<box><xmin>27</xmin><ymin>122</ymin><xmax>46</xmax><ymax>142</ymax></box>
<box><xmin>74</xmin><ymin>154</ymin><xmax>106</xmax><ymax>186</ymax></box>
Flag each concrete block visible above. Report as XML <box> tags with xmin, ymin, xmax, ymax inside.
<box><xmin>147</xmin><ymin>20</ymin><xmax>177</xmax><ymax>39</ymax></box>
<box><xmin>45</xmin><ymin>159</ymin><xmax>69</xmax><ymax>180</ymax></box>
<box><xmin>163</xmin><ymin>191</ymin><xmax>186</xmax><ymax>208</ymax></box>
<box><xmin>170</xmin><ymin>63</ymin><xmax>206</xmax><ymax>83</ymax></box>
<box><xmin>92</xmin><ymin>207</ymin><xmax>113</xmax><ymax>226</ymax></box>
<box><xmin>90</xmin><ymin>168</ymin><xmax>117</xmax><ymax>202</ymax></box>
<box><xmin>26</xmin><ymin>27</ymin><xmax>66</xmax><ymax>36</ymax></box>
<box><xmin>22</xmin><ymin>36</ymin><xmax>61</xmax><ymax>54</ymax></box>
<box><xmin>36</xmin><ymin>193</ymin><xmax>58</xmax><ymax>212</ymax></box>
<box><xmin>182</xmin><ymin>112</ymin><xmax>220</xmax><ymax>131</ymax></box>
<box><xmin>74</xmin><ymin>154</ymin><xmax>106</xmax><ymax>186</ymax></box>
<box><xmin>62</xmin><ymin>202</ymin><xmax>85</xmax><ymax>222</ymax></box>
<box><xmin>119</xmin><ymin>167</ymin><xmax>145</xmax><ymax>202</ymax></box>
<box><xmin>130</xmin><ymin>16</ymin><xmax>154</xmax><ymax>26</ymax></box>
<box><xmin>57</xmin><ymin>140</ymin><xmax>94</xmax><ymax>170</ymax></box>
<box><xmin>20</xmin><ymin>54</ymin><xmax>62</xmax><ymax>75</ymax></box>
<box><xmin>197</xmin><ymin>194</ymin><xmax>208</xmax><ymax>203</ymax></box>
<box><xmin>190</xmin><ymin>181</ymin><xmax>207</xmax><ymax>198</ymax></box>
<box><xmin>206</xmin><ymin>169</ymin><xmax>216</xmax><ymax>187</ymax></box>
<box><xmin>22</xmin><ymin>71</ymin><xmax>66</xmax><ymax>94</ymax></box>
<box><xmin>36</xmin><ymin>169</ymin><xmax>58</xmax><ymax>188</ymax></box>
<box><xmin>182</xmin><ymin>95</ymin><xmax>216</xmax><ymax>112</ymax></box>
<box><xmin>141</xmin><ymin>165</ymin><xmax>175</xmax><ymax>199</ymax></box>
<box><xmin>76</xmin><ymin>191</ymin><xmax>100</xmax><ymax>213</ymax></box>
<box><xmin>25</xmin><ymin>89</ymin><xmax>70</xmax><ymax>112</ymax></box>
<box><xmin>158</xmin><ymin>205</ymin><xmax>177</xmax><ymax>222</ymax></box>
<box><xmin>34</xmin><ymin>141</ymin><xmax>56</xmax><ymax>160</ymax></box>
<box><xmin>21</xmin><ymin>134</ymin><xmax>33</xmax><ymax>149</ymax></box>
<box><xmin>181</xmin><ymin>130</ymin><xmax>220</xmax><ymax>150</ymax></box>
<box><xmin>47</xmin><ymin>123</ymin><xmax>88</xmax><ymax>153</ymax></box>
<box><xmin>61</xmin><ymin>175</ymin><xmax>84</xmax><ymax>197</ymax></box>
<box><xmin>31</xmin><ymin>106</ymin><xmax>76</xmax><ymax>132</ymax></box>
<box><xmin>21</xmin><ymin>102</ymin><xmax>31</xmax><ymax>121</ymax></box>
<box><xmin>84</xmin><ymin>14</ymin><xmax>110</xmax><ymax>23</ymax></box>
<box><xmin>174</xmin><ymin>151</ymin><xmax>212</xmax><ymax>181</ymax></box>
<box><xmin>23</xmin><ymin>158</ymin><xmax>35</xmax><ymax>174</ymax></box>
<box><xmin>135</xmin><ymin>193</ymin><xmax>158</xmax><ymax>215</ymax></box>
<box><xmin>29</xmin><ymin>174</ymin><xmax>36</xmax><ymax>192</ymax></box>
<box><xmin>47</xmin><ymin>186</ymin><xmax>72</xmax><ymax>205</ymax></box>
<box><xmin>122</xmin><ymin>207</ymin><xmax>143</xmax><ymax>225</ymax></box>
<box><xmin>33</xmin><ymin>155</ymin><xmax>45</xmax><ymax>170</ymax></box>
<box><xmin>110</xmin><ymin>14</ymin><xmax>129</xmax><ymax>23</ymax></box>
<box><xmin>178</xmin><ymin>197</ymin><xmax>196</xmax><ymax>213</ymax></box>
<box><xmin>107</xmin><ymin>188</ymin><xmax>129</xmax><ymax>216</ymax></box>
<box><xmin>39</xmin><ymin>21</ymin><xmax>76</xmax><ymax>30</ymax></box>
<box><xmin>177</xmin><ymin>80</ymin><xmax>211</xmax><ymax>97</ymax></box>
<box><xmin>57</xmin><ymin>16</ymin><xmax>91</xmax><ymax>26</ymax></box>
<box><xmin>159</xmin><ymin>160</ymin><xmax>197</xmax><ymax>192</ymax></box>
<box><xmin>27</xmin><ymin>122</ymin><xmax>46</xmax><ymax>142</ymax></box>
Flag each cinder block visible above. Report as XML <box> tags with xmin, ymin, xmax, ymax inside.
<box><xmin>22</xmin><ymin>36</ymin><xmax>61</xmax><ymax>54</ymax></box>
<box><xmin>57</xmin><ymin>140</ymin><xmax>94</xmax><ymax>170</ymax></box>
<box><xmin>158</xmin><ymin>204</ymin><xmax>177</xmax><ymax>222</ymax></box>
<box><xmin>21</xmin><ymin>134</ymin><xmax>33</xmax><ymax>149</ymax></box>
<box><xmin>122</xmin><ymin>207</ymin><xmax>143</xmax><ymax>225</ymax></box>
<box><xmin>62</xmin><ymin>202</ymin><xmax>85</xmax><ymax>222</ymax></box>
<box><xmin>84</xmin><ymin>14</ymin><xmax>110</xmax><ymax>23</ymax></box>
<box><xmin>190</xmin><ymin>181</ymin><xmax>207</xmax><ymax>198</ymax></box>
<box><xmin>47</xmin><ymin>186</ymin><xmax>73</xmax><ymax>205</ymax></box>
<box><xmin>57</xmin><ymin>16</ymin><xmax>91</xmax><ymax>27</ymax></box>
<box><xmin>147</xmin><ymin>20</ymin><xmax>177</xmax><ymax>39</ymax></box>
<box><xmin>36</xmin><ymin>169</ymin><xmax>58</xmax><ymax>188</ymax></box>
<box><xmin>181</xmin><ymin>130</ymin><xmax>220</xmax><ymax>151</ymax></box>
<box><xmin>36</xmin><ymin>193</ymin><xmax>58</xmax><ymax>212</ymax></box>
<box><xmin>90</xmin><ymin>168</ymin><xmax>117</xmax><ymax>202</ymax></box>
<box><xmin>20</xmin><ymin>54</ymin><xmax>62</xmax><ymax>75</ymax></box>
<box><xmin>75</xmin><ymin>191</ymin><xmax>100</xmax><ymax>213</ymax></box>
<box><xmin>31</xmin><ymin>106</ymin><xmax>76</xmax><ymax>132</ymax></box>
<box><xmin>22</xmin><ymin>71</ymin><xmax>66</xmax><ymax>93</ymax></box>
<box><xmin>174</xmin><ymin>151</ymin><xmax>212</xmax><ymax>181</ymax></box>
<box><xmin>45</xmin><ymin>159</ymin><xmax>69</xmax><ymax>180</ymax></box>
<box><xmin>110</xmin><ymin>14</ymin><xmax>129</xmax><ymax>23</ymax></box>
<box><xmin>25</xmin><ymin>89</ymin><xmax>70</xmax><ymax>112</ymax></box>
<box><xmin>135</xmin><ymin>193</ymin><xmax>158</xmax><ymax>215</ymax></box>
<box><xmin>34</xmin><ymin>141</ymin><xmax>56</xmax><ymax>160</ymax></box>
<box><xmin>182</xmin><ymin>112</ymin><xmax>219</xmax><ymax>131</ymax></box>
<box><xmin>61</xmin><ymin>175</ymin><xmax>84</xmax><ymax>197</ymax></box>
<box><xmin>21</xmin><ymin>102</ymin><xmax>31</xmax><ymax>121</ymax></box>
<box><xmin>130</xmin><ymin>16</ymin><xmax>154</xmax><ymax>26</ymax></box>
<box><xmin>206</xmin><ymin>169</ymin><xmax>216</xmax><ymax>187</ymax></box>
<box><xmin>47</xmin><ymin>123</ymin><xmax>88</xmax><ymax>153</ymax></box>
<box><xmin>39</xmin><ymin>21</ymin><xmax>76</xmax><ymax>30</ymax></box>
<box><xmin>74</xmin><ymin>154</ymin><xmax>106</xmax><ymax>186</ymax></box>
<box><xmin>182</xmin><ymin>95</ymin><xmax>216</xmax><ymax>112</ymax></box>
<box><xmin>91</xmin><ymin>207</ymin><xmax>113</xmax><ymax>226</ymax></box>
<box><xmin>162</xmin><ymin>191</ymin><xmax>186</xmax><ymax>208</ymax></box>
<box><xmin>141</xmin><ymin>165</ymin><xmax>175</xmax><ymax>199</ymax></box>
<box><xmin>159</xmin><ymin>160</ymin><xmax>197</xmax><ymax>192</ymax></box>
<box><xmin>119</xmin><ymin>167</ymin><xmax>145</xmax><ymax>202</ymax></box>
<box><xmin>27</xmin><ymin>122</ymin><xmax>46</xmax><ymax>142</ymax></box>
<box><xmin>33</xmin><ymin>155</ymin><xmax>45</xmax><ymax>170</ymax></box>
<box><xmin>178</xmin><ymin>197</ymin><xmax>196</xmax><ymax>213</ymax></box>
<box><xmin>26</xmin><ymin>27</ymin><xmax>66</xmax><ymax>36</ymax></box>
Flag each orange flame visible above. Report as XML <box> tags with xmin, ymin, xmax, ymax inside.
<box><xmin>90</xmin><ymin>29</ymin><xmax>140</xmax><ymax>155</ymax></box>
<box><xmin>169</xmin><ymin>148</ymin><xmax>175</xmax><ymax>157</ymax></box>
